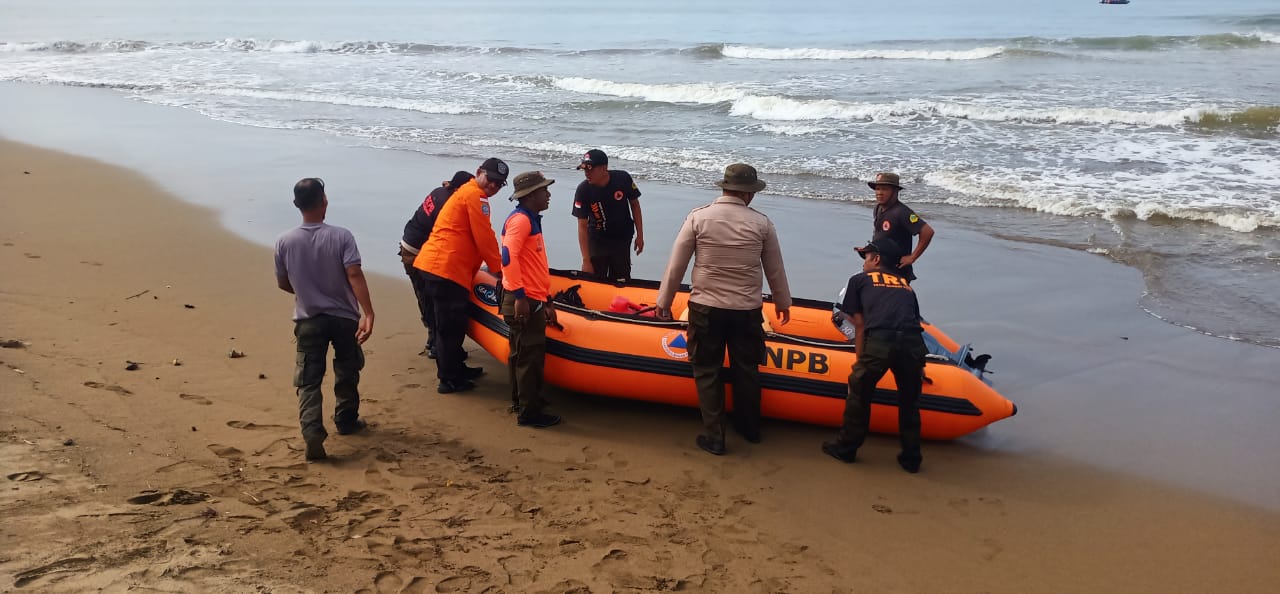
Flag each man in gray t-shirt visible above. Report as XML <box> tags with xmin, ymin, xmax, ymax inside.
<box><xmin>274</xmin><ymin>178</ymin><xmax>375</xmax><ymax>461</ymax></box>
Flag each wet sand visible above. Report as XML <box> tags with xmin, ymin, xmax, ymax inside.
<box><xmin>3</xmin><ymin>138</ymin><xmax>1280</xmax><ymax>592</ymax></box>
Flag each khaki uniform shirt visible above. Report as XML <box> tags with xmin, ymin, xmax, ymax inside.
<box><xmin>657</xmin><ymin>195</ymin><xmax>792</xmax><ymax>312</ymax></box>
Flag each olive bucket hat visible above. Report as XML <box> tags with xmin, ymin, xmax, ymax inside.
<box><xmin>867</xmin><ymin>172</ymin><xmax>904</xmax><ymax>190</ymax></box>
<box><xmin>509</xmin><ymin>170</ymin><xmax>555</xmax><ymax>201</ymax></box>
<box><xmin>716</xmin><ymin>163</ymin><xmax>767</xmax><ymax>193</ymax></box>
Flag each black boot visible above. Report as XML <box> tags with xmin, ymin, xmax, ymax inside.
<box><xmin>517</xmin><ymin>412</ymin><xmax>562</xmax><ymax>429</ymax></box>
<box><xmin>696</xmin><ymin>435</ymin><xmax>726</xmax><ymax>456</ymax></box>
<box><xmin>821</xmin><ymin>440</ymin><xmax>858</xmax><ymax>463</ymax></box>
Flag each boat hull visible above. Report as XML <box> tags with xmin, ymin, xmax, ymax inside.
<box><xmin>466</xmin><ymin>269</ymin><xmax>1015</xmax><ymax>440</ymax></box>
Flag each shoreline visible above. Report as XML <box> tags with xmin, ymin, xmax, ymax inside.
<box><xmin>3</xmin><ymin>140</ymin><xmax>1280</xmax><ymax>590</ymax></box>
<box><xmin>1</xmin><ymin>81</ymin><xmax>1276</xmax><ymax>350</ymax></box>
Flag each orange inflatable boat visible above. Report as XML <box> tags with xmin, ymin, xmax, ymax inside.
<box><xmin>466</xmin><ymin>269</ymin><xmax>1015</xmax><ymax>440</ymax></box>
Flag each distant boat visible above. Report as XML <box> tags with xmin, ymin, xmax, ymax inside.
<box><xmin>1100</xmin><ymin>0</ymin><xmax>1130</xmax><ymax>4</ymax></box>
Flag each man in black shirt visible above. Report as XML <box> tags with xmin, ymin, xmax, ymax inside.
<box><xmin>572</xmin><ymin>149</ymin><xmax>644</xmax><ymax>280</ymax></box>
<box><xmin>823</xmin><ymin>237</ymin><xmax>929</xmax><ymax>473</ymax></box>
<box><xmin>399</xmin><ymin>170</ymin><xmax>474</xmax><ymax>358</ymax></box>
<box><xmin>869</xmin><ymin>172</ymin><xmax>934</xmax><ymax>282</ymax></box>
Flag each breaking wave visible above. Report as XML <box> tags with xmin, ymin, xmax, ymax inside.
<box><xmin>0</xmin><ymin>38</ymin><xmax>533</xmax><ymax>55</ymax></box>
<box><xmin>551</xmin><ymin>77</ymin><xmax>1217</xmax><ymax>128</ymax></box>
<box><xmin>719</xmin><ymin>44</ymin><xmax>1006</xmax><ymax>61</ymax></box>
<box><xmin>0</xmin><ymin>40</ymin><xmax>150</xmax><ymax>53</ymax></box>
<box><xmin>1045</xmin><ymin>32</ymin><xmax>1278</xmax><ymax>50</ymax></box>
<box><xmin>1188</xmin><ymin>106</ymin><xmax>1280</xmax><ymax>136</ymax></box>
<box><xmin>923</xmin><ymin>169</ymin><xmax>1280</xmax><ymax>233</ymax></box>
<box><xmin>551</xmin><ymin>77</ymin><xmax>747</xmax><ymax>104</ymax></box>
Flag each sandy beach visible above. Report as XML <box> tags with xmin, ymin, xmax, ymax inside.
<box><xmin>3</xmin><ymin>135</ymin><xmax>1280</xmax><ymax>593</ymax></box>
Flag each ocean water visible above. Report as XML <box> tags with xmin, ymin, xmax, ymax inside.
<box><xmin>2</xmin><ymin>0</ymin><xmax>1278</xmax><ymax>346</ymax></box>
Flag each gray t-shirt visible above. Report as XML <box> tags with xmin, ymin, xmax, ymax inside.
<box><xmin>274</xmin><ymin>222</ymin><xmax>362</xmax><ymax>321</ymax></box>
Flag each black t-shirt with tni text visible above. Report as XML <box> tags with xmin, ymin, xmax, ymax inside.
<box><xmin>840</xmin><ymin>268</ymin><xmax>922</xmax><ymax>332</ymax></box>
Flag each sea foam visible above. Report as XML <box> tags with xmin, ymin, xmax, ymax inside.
<box><xmin>201</xmin><ymin>88</ymin><xmax>475</xmax><ymax>115</ymax></box>
<box><xmin>923</xmin><ymin>169</ymin><xmax>1280</xmax><ymax>232</ymax></box>
<box><xmin>720</xmin><ymin>44</ymin><xmax>1006</xmax><ymax>61</ymax></box>
<box><xmin>552</xmin><ymin>77</ymin><xmax>746</xmax><ymax>104</ymax></box>
<box><xmin>555</xmin><ymin>78</ymin><xmax>1217</xmax><ymax>128</ymax></box>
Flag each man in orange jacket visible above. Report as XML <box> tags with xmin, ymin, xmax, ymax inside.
<box><xmin>414</xmin><ymin>158</ymin><xmax>508</xmax><ymax>393</ymax></box>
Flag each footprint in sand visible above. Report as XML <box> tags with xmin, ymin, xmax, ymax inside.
<box><xmin>84</xmin><ymin>381</ymin><xmax>132</xmax><ymax>395</ymax></box>
<box><xmin>178</xmin><ymin>393</ymin><xmax>211</xmax><ymax>405</ymax></box>
<box><xmin>13</xmin><ymin>557</ymin><xmax>95</xmax><ymax>588</ymax></box>
<box><xmin>373</xmin><ymin>571</ymin><xmax>403</xmax><ymax>593</ymax></box>
<box><xmin>23</xmin><ymin>252</ymin><xmax>41</xmax><ymax>259</ymax></box>
<box><xmin>400</xmin><ymin>576</ymin><xmax>434</xmax><ymax>593</ymax></box>
<box><xmin>435</xmin><ymin>567</ymin><xmax>490</xmax><ymax>593</ymax></box>
<box><xmin>7</xmin><ymin>470</ymin><xmax>47</xmax><ymax>482</ymax></box>
<box><xmin>780</xmin><ymin>542</ymin><xmax>810</xmax><ymax>556</ymax></box>
<box><xmin>280</xmin><ymin>506</ymin><xmax>326</xmax><ymax>532</ymax></box>
<box><xmin>79</xmin><ymin>260</ymin><xmax>103</xmax><ymax>266</ymax></box>
<box><xmin>599</xmin><ymin>548</ymin><xmax>628</xmax><ymax>563</ymax></box>
<box><xmin>496</xmin><ymin>555</ymin><xmax>536</xmax><ymax>588</ymax></box>
<box><xmin>555</xmin><ymin>538</ymin><xmax>587</xmax><ymax>555</ymax></box>
<box><xmin>546</xmin><ymin>580</ymin><xmax>591</xmax><ymax>594</ymax></box>
<box><xmin>253</xmin><ymin>438</ymin><xmax>299</xmax><ymax>457</ymax></box>
<box><xmin>363</xmin><ymin>539</ymin><xmax>398</xmax><ymax>561</ymax></box>
<box><xmin>207</xmin><ymin>444</ymin><xmax>243</xmax><ymax>459</ymax></box>
<box><xmin>701</xmin><ymin>547</ymin><xmax>731</xmax><ymax>568</ymax></box>
<box><xmin>226</xmin><ymin>420</ymin><xmax>290</xmax><ymax>431</ymax></box>
<box><xmin>126</xmin><ymin>491</ymin><xmax>166</xmax><ymax>504</ymax></box>
<box><xmin>126</xmin><ymin>488</ymin><xmax>210</xmax><ymax>506</ymax></box>
<box><xmin>264</xmin><ymin>462</ymin><xmax>310</xmax><ymax>474</ymax></box>
<box><xmin>364</xmin><ymin>469</ymin><xmax>393</xmax><ymax>489</ymax></box>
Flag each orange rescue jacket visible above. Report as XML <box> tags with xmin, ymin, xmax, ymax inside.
<box><xmin>413</xmin><ymin>179</ymin><xmax>502</xmax><ymax>286</ymax></box>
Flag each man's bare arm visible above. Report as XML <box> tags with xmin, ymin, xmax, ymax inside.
<box><xmin>630</xmin><ymin>198</ymin><xmax>645</xmax><ymax>255</ymax></box>
<box><xmin>577</xmin><ymin>218</ymin><xmax>594</xmax><ymax>274</ymax></box>
<box><xmin>346</xmin><ymin>264</ymin><xmax>375</xmax><ymax>344</ymax></box>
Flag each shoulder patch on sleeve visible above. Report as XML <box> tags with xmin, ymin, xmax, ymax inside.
<box><xmin>482</xmin><ymin>204</ymin><xmax>490</xmax><ymax>216</ymax></box>
<box><xmin>909</xmin><ymin>214</ymin><xmax>919</xmax><ymax>223</ymax></box>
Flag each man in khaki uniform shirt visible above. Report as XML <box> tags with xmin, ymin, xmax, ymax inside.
<box><xmin>656</xmin><ymin>164</ymin><xmax>792</xmax><ymax>456</ymax></box>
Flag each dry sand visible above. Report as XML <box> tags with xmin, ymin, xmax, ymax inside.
<box><xmin>2</xmin><ymin>139</ymin><xmax>1279</xmax><ymax>592</ymax></box>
